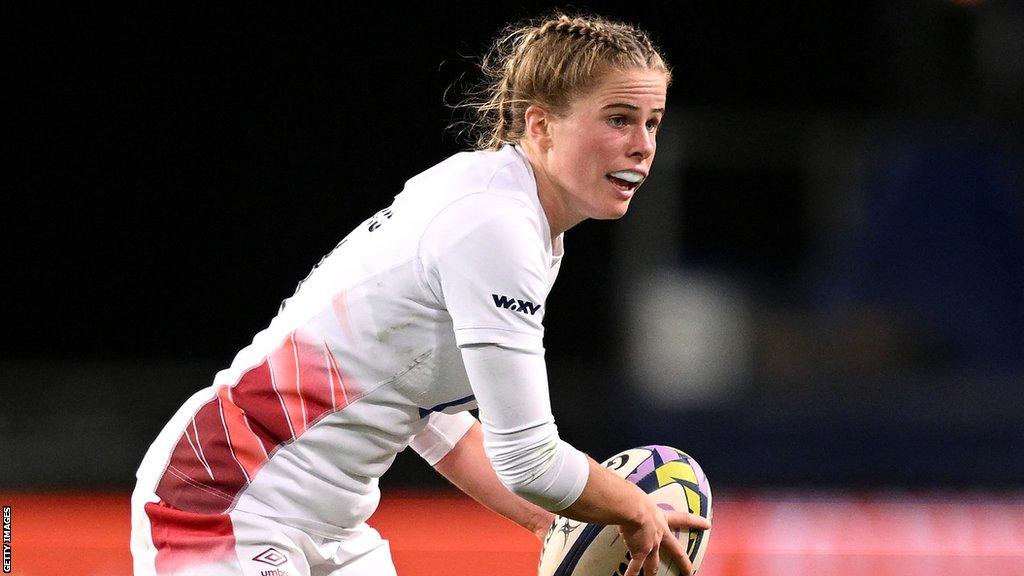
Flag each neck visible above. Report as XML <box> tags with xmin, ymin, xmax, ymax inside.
<box><xmin>517</xmin><ymin>140</ymin><xmax>584</xmax><ymax>238</ymax></box>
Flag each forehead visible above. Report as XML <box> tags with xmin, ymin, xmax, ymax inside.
<box><xmin>575</xmin><ymin>68</ymin><xmax>667</xmax><ymax>111</ymax></box>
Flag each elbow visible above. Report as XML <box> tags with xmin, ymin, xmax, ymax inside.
<box><xmin>486</xmin><ymin>433</ymin><xmax>588</xmax><ymax>511</ymax></box>
<box><xmin>487</xmin><ymin>433</ymin><xmax>556</xmax><ymax>496</ymax></box>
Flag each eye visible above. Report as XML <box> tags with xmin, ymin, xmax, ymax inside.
<box><xmin>608</xmin><ymin>116</ymin><xmax>626</xmax><ymax>128</ymax></box>
<box><xmin>645</xmin><ymin>118</ymin><xmax>661</xmax><ymax>133</ymax></box>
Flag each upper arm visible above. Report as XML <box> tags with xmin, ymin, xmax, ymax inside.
<box><xmin>419</xmin><ymin>194</ymin><xmax>550</xmax><ymax>351</ymax></box>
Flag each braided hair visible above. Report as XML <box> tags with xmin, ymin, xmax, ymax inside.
<box><xmin>457</xmin><ymin>13</ymin><xmax>671</xmax><ymax>150</ymax></box>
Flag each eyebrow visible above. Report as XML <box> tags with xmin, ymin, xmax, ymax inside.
<box><xmin>601</xmin><ymin>103</ymin><xmax>665</xmax><ymax>114</ymax></box>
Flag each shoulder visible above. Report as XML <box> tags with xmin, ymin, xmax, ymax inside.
<box><xmin>420</xmin><ymin>191</ymin><xmax>544</xmax><ymax>260</ymax></box>
<box><xmin>405</xmin><ymin>145</ymin><xmax>537</xmax><ymax>207</ymax></box>
<box><xmin>408</xmin><ymin>146</ymin><xmax>544</xmax><ymax>241</ymax></box>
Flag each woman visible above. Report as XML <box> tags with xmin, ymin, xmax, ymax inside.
<box><xmin>132</xmin><ymin>12</ymin><xmax>709</xmax><ymax>576</ymax></box>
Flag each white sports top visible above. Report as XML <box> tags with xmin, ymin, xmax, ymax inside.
<box><xmin>136</xmin><ymin>145</ymin><xmax>588</xmax><ymax>538</ymax></box>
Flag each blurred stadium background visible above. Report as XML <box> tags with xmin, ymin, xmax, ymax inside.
<box><xmin>5</xmin><ymin>2</ymin><xmax>1023</xmax><ymax>574</ymax></box>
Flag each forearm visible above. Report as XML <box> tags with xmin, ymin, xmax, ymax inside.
<box><xmin>433</xmin><ymin>423</ymin><xmax>645</xmax><ymax>530</ymax></box>
<box><xmin>433</xmin><ymin>419</ymin><xmax>555</xmax><ymax>538</ymax></box>
<box><xmin>555</xmin><ymin>457</ymin><xmax>648</xmax><ymax>526</ymax></box>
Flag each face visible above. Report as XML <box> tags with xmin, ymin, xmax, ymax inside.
<box><xmin>533</xmin><ymin>67</ymin><xmax>668</xmax><ymax>231</ymax></box>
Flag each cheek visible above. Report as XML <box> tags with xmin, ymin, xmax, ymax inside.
<box><xmin>559</xmin><ymin>142</ymin><xmax>595</xmax><ymax>180</ymax></box>
<box><xmin>576</xmin><ymin>135</ymin><xmax>614</xmax><ymax>169</ymax></box>
<box><xmin>554</xmin><ymin>127</ymin><xmax>617</xmax><ymax>184</ymax></box>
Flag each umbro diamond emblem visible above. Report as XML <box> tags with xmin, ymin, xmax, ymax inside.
<box><xmin>253</xmin><ymin>547</ymin><xmax>288</xmax><ymax>567</ymax></box>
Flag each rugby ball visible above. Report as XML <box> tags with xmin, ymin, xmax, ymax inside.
<box><xmin>538</xmin><ymin>445</ymin><xmax>712</xmax><ymax>576</ymax></box>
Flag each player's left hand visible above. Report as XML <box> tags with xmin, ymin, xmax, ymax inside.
<box><xmin>620</xmin><ymin>503</ymin><xmax>710</xmax><ymax>576</ymax></box>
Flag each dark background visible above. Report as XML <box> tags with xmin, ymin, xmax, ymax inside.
<box><xmin>5</xmin><ymin>2</ymin><xmax>1022</xmax><ymax>491</ymax></box>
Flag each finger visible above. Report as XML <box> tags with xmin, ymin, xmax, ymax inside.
<box><xmin>678</xmin><ymin>553</ymin><xmax>695</xmax><ymax>576</ymax></box>
<box><xmin>643</xmin><ymin>548</ymin><xmax>660</xmax><ymax>576</ymax></box>
<box><xmin>664</xmin><ymin>510</ymin><xmax>711</xmax><ymax>531</ymax></box>
<box><xmin>624</xmin><ymin>554</ymin><xmax>646</xmax><ymax>576</ymax></box>
<box><xmin>662</xmin><ymin>527</ymin><xmax>694</xmax><ymax>576</ymax></box>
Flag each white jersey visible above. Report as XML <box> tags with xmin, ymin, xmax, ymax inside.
<box><xmin>136</xmin><ymin>144</ymin><xmax>564</xmax><ymax>538</ymax></box>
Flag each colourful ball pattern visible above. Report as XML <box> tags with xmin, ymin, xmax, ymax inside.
<box><xmin>538</xmin><ymin>445</ymin><xmax>713</xmax><ymax>576</ymax></box>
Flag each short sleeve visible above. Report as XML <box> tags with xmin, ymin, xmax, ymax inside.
<box><xmin>409</xmin><ymin>411</ymin><xmax>477</xmax><ymax>466</ymax></box>
<box><xmin>419</xmin><ymin>194</ymin><xmax>549</xmax><ymax>351</ymax></box>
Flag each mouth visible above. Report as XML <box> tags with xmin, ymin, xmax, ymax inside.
<box><xmin>606</xmin><ymin>170</ymin><xmax>646</xmax><ymax>194</ymax></box>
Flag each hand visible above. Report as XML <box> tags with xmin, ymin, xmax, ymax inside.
<box><xmin>619</xmin><ymin>500</ymin><xmax>711</xmax><ymax>576</ymax></box>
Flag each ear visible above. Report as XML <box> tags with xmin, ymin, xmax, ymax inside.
<box><xmin>523</xmin><ymin>104</ymin><xmax>554</xmax><ymax>151</ymax></box>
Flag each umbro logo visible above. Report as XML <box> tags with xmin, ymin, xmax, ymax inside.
<box><xmin>492</xmin><ymin>294</ymin><xmax>541</xmax><ymax>315</ymax></box>
<box><xmin>253</xmin><ymin>547</ymin><xmax>287</xmax><ymax>567</ymax></box>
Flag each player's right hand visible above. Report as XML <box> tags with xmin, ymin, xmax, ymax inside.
<box><xmin>619</xmin><ymin>497</ymin><xmax>711</xmax><ymax>576</ymax></box>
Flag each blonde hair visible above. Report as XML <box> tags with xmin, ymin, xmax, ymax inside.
<box><xmin>456</xmin><ymin>12</ymin><xmax>671</xmax><ymax>150</ymax></box>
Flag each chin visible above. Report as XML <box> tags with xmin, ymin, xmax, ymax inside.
<box><xmin>606</xmin><ymin>200</ymin><xmax>632</xmax><ymax>219</ymax></box>
<box><xmin>591</xmin><ymin>206</ymin><xmax>630</xmax><ymax>221</ymax></box>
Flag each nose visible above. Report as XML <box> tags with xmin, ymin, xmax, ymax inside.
<box><xmin>630</xmin><ymin>125</ymin><xmax>655</xmax><ymax>160</ymax></box>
